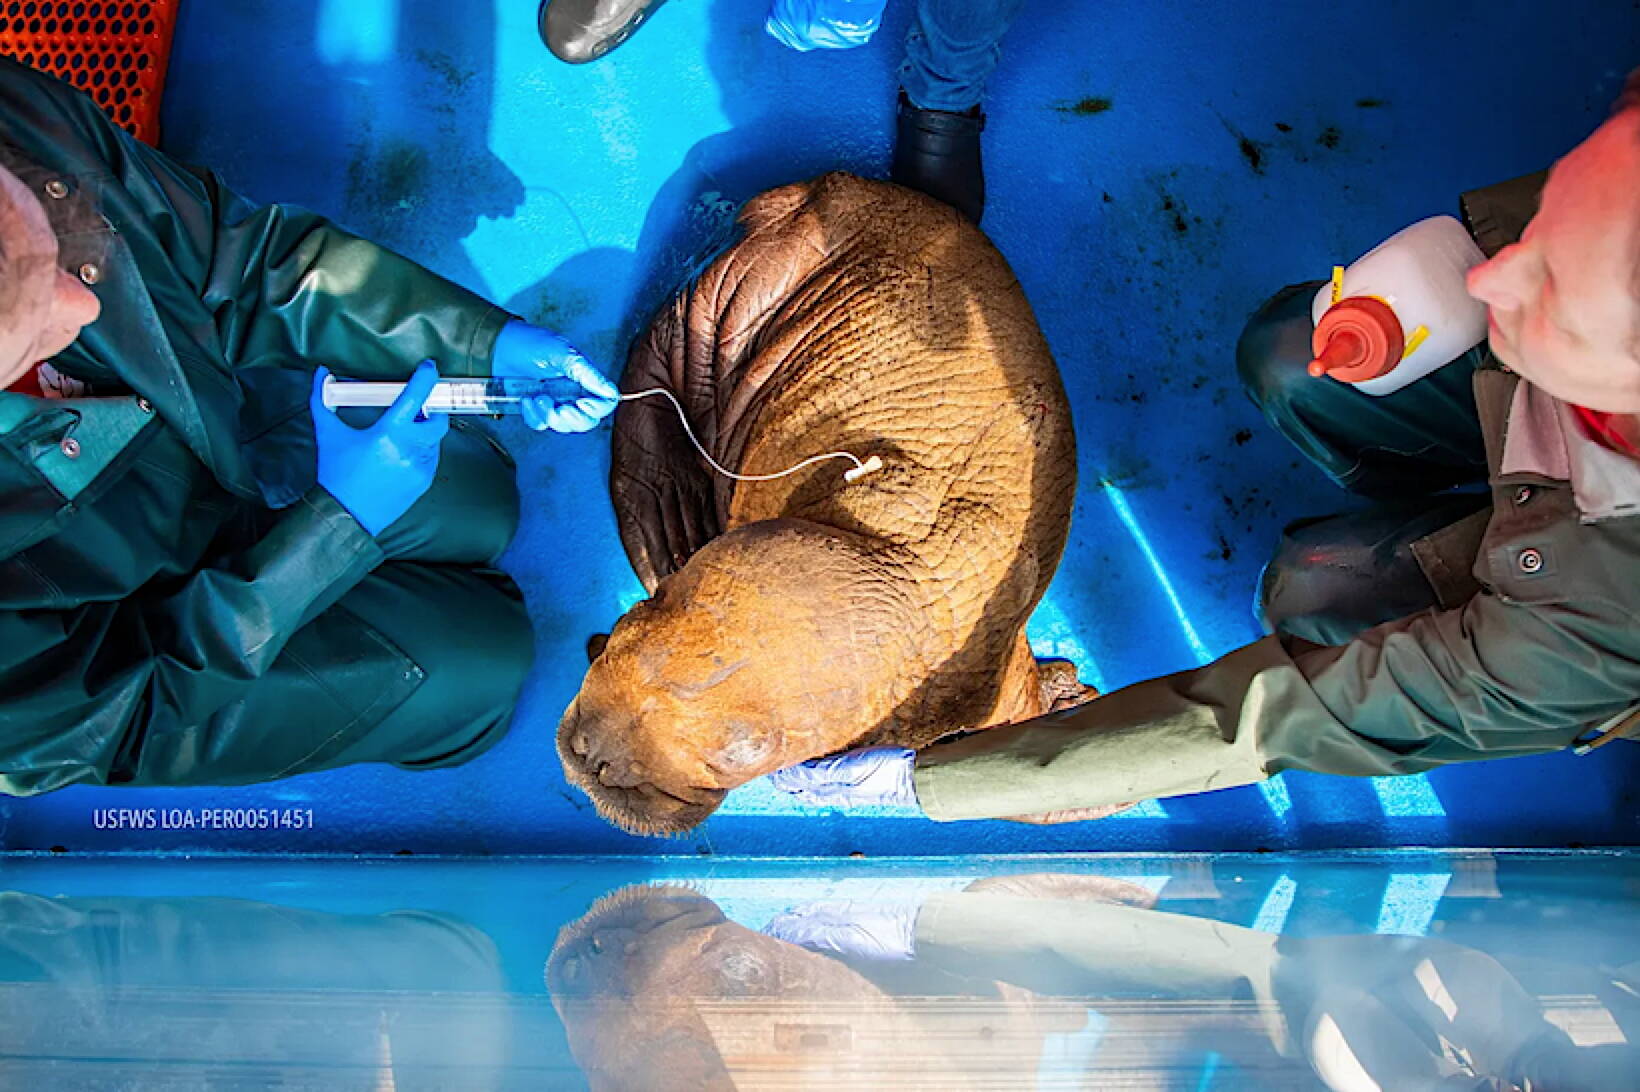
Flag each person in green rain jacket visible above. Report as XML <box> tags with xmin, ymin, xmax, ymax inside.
<box><xmin>774</xmin><ymin>73</ymin><xmax>1640</xmax><ymax>819</ymax></box>
<box><xmin>0</xmin><ymin>57</ymin><xmax>619</xmax><ymax>793</ymax></box>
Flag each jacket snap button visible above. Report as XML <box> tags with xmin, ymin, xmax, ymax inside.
<box><xmin>44</xmin><ymin>179</ymin><xmax>68</xmax><ymax>200</ymax></box>
<box><xmin>1518</xmin><ymin>548</ymin><xmax>1544</xmax><ymax>575</ymax></box>
<box><xmin>59</xmin><ymin>437</ymin><xmax>81</xmax><ymax>459</ymax></box>
<box><xmin>136</xmin><ymin>397</ymin><xmax>153</xmax><ymax>413</ymax></box>
<box><xmin>78</xmin><ymin>262</ymin><xmax>100</xmax><ymax>285</ymax></box>
<box><xmin>1514</xmin><ymin>485</ymin><xmax>1533</xmax><ymax>506</ymax></box>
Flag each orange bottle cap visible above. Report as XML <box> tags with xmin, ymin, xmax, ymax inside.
<box><xmin>1308</xmin><ymin>296</ymin><xmax>1404</xmax><ymax>383</ymax></box>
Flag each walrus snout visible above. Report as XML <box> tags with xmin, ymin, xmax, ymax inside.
<box><xmin>558</xmin><ymin>700</ymin><xmax>728</xmax><ymax>836</ymax></box>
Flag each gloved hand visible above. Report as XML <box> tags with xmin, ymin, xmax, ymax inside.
<box><xmin>310</xmin><ymin>361</ymin><xmax>449</xmax><ymax>537</ymax></box>
<box><xmin>765</xmin><ymin>0</ymin><xmax>886</xmax><ymax>52</ymax></box>
<box><xmin>764</xmin><ymin>899</ymin><xmax>919</xmax><ymax>961</ymax></box>
<box><xmin>769</xmin><ymin>747</ymin><xmax>918</xmax><ymax>809</ymax></box>
<box><xmin>492</xmin><ymin>319</ymin><xmax>620</xmax><ymax>433</ymax></box>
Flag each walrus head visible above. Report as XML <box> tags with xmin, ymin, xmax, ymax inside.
<box><xmin>546</xmin><ymin>884</ymin><xmax>926</xmax><ymax>1090</ymax></box>
<box><xmin>547</xmin><ymin>883</ymin><xmax>1086</xmax><ymax>1090</ymax></box>
<box><xmin>547</xmin><ymin>886</ymin><xmax>740</xmax><ymax>1090</ymax></box>
<box><xmin>558</xmin><ymin>518</ymin><xmax>914</xmax><ymax>836</ymax></box>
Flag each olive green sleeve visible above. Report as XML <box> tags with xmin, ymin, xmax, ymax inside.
<box><xmin>193</xmin><ymin>174</ymin><xmax>512</xmax><ymax>380</ymax></box>
<box><xmin>0</xmin><ymin>490</ymin><xmax>383</xmax><ymax>795</ymax></box>
<box><xmin>913</xmin><ymin>891</ymin><xmax>1280</xmax><ymax>1000</ymax></box>
<box><xmin>913</xmin><ymin>638</ymin><xmax>1286</xmax><ymax>821</ymax></box>
<box><xmin>916</xmin><ymin>585</ymin><xmax>1624</xmax><ymax>820</ymax></box>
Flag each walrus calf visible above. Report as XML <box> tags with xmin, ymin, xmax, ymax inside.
<box><xmin>560</xmin><ymin>173</ymin><xmax>1092</xmax><ymax>834</ymax></box>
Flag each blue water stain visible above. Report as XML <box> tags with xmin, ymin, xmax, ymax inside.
<box><xmin>1251</xmin><ymin>873</ymin><xmax>1297</xmax><ymax>933</ymax></box>
<box><xmin>1105</xmin><ymin>483</ymin><xmax>1213</xmax><ymax>665</ymax></box>
<box><xmin>1371</xmin><ymin>774</ymin><xmax>1447</xmax><ymax>819</ymax></box>
<box><xmin>316</xmin><ymin>0</ymin><xmax>399</xmax><ymax>66</ymax></box>
<box><xmin>1375</xmin><ymin>871</ymin><xmax>1454</xmax><ymax>936</ymax></box>
<box><xmin>1194</xmin><ymin>1051</ymin><xmax>1223</xmax><ymax>1092</ymax></box>
<box><xmin>1258</xmin><ymin>775</ymin><xmax>1293</xmax><ymax>820</ymax></box>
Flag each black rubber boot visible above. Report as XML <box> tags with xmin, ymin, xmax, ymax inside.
<box><xmin>539</xmin><ymin>0</ymin><xmax>669</xmax><ymax>64</ymax></box>
<box><xmin>891</xmin><ymin>91</ymin><xmax>986</xmax><ymax>223</ymax></box>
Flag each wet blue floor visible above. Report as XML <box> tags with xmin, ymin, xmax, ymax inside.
<box><xmin>0</xmin><ymin>850</ymin><xmax>1632</xmax><ymax>1088</ymax></box>
<box><xmin>2</xmin><ymin>1</ymin><xmax>1638</xmax><ymax>854</ymax></box>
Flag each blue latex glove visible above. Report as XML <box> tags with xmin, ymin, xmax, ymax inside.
<box><xmin>768</xmin><ymin>746</ymin><xmax>918</xmax><ymax>809</ymax></box>
<box><xmin>492</xmin><ymin>320</ymin><xmax>619</xmax><ymax>433</ymax></box>
<box><xmin>310</xmin><ymin>361</ymin><xmax>449</xmax><ymax>536</ymax></box>
<box><xmin>764</xmin><ymin>899</ymin><xmax>919</xmax><ymax>961</ymax></box>
<box><xmin>765</xmin><ymin>0</ymin><xmax>886</xmax><ymax>52</ymax></box>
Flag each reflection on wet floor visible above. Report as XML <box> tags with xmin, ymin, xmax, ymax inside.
<box><xmin>0</xmin><ymin>852</ymin><xmax>1632</xmax><ymax>1089</ymax></box>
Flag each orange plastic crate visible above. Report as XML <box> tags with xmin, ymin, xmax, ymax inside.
<box><xmin>0</xmin><ymin>1</ymin><xmax>180</xmax><ymax>145</ymax></box>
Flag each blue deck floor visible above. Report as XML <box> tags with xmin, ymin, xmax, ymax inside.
<box><xmin>2</xmin><ymin>1</ymin><xmax>1637</xmax><ymax>854</ymax></box>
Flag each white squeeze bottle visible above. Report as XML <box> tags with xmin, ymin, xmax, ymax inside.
<box><xmin>1308</xmin><ymin>216</ymin><xmax>1489</xmax><ymax>395</ymax></box>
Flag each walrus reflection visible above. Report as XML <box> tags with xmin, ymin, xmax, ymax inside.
<box><xmin>549</xmin><ymin>874</ymin><xmax>1640</xmax><ymax>1091</ymax></box>
<box><xmin>546</xmin><ymin>884</ymin><xmax>1083</xmax><ymax>1091</ymax></box>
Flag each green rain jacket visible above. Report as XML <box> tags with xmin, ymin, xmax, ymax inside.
<box><xmin>0</xmin><ymin>58</ymin><xmax>516</xmax><ymax>794</ymax></box>
<box><xmin>916</xmin><ymin>175</ymin><xmax>1640</xmax><ymax>820</ymax></box>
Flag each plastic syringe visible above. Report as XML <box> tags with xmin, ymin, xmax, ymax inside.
<box><xmin>321</xmin><ymin>375</ymin><xmax>886</xmax><ymax>485</ymax></box>
<box><xmin>321</xmin><ymin>375</ymin><xmax>589</xmax><ymax>415</ymax></box>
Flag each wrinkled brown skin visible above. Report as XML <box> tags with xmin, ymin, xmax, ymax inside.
<box><xmin>547</xmin><ymin>885</ymin><xmax>1076</xmax><ymax>1091</ymax></box>
<box><xmin>560</xmin><ymin>174</ymin><xmax>1098</xmax><ymax>835</ymax></box>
